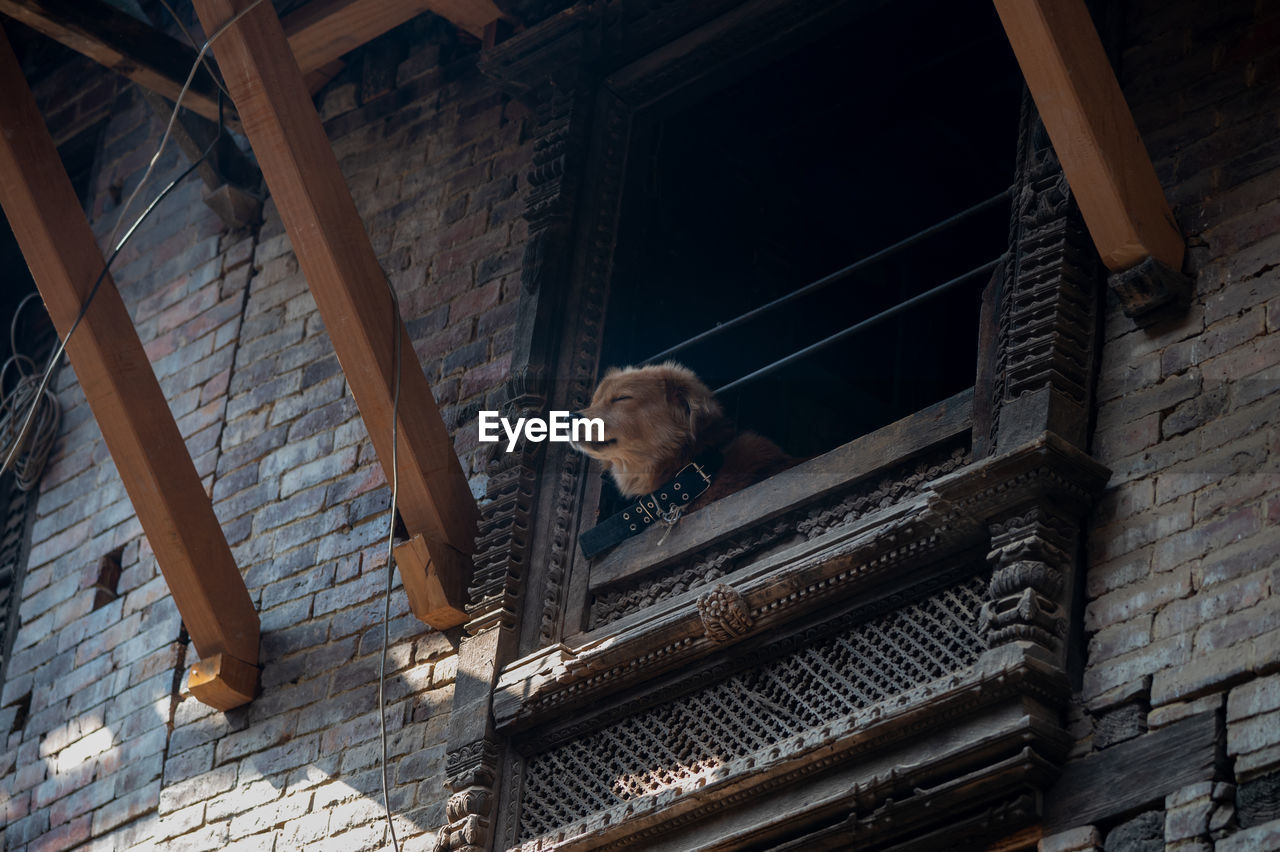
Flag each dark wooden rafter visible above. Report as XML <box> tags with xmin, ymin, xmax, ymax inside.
<box><xmin>993</xmin><ymin>0</ymin><xmax>1185</xmax><ymax>274</ymax></box>
<box><xmin>284</xmin><ymin>0</ymin><xmax>506</xmax><ymax>74</ymax></box>
<box><xmin>0</xmin><ymin>0</ymin><xmax>226</xmax><ymax>123</ymax></box>
<box><xmin>1</xmin><ymin>0</ymin><xmax>508</xmax><ymax>120</ymax></box>
<box><xmin>0</xmin><ymin>25</ymin><xmax>259</xmax><ymax>710</ymax></box>
<box><xmin>189</xmin><ymin>0</ymin><xmax>480</xmax><ymax>628</ymax></box>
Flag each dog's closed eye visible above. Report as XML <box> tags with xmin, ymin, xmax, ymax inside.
<box><xmin>611</xmin><ymin>395</ymin><xmax>632</xmax><ymax>403</ymax></box>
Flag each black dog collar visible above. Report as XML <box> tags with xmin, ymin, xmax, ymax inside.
<box><xmin>579</xmin><ymin>451</ymin><xmax>722</xmax><ymax>559</ymax></box>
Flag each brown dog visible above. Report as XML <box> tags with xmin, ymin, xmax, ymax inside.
<box><xmin>571</xmin><ymin>362</ymin><xmax>795</xmax><ymax>510</ymax></box>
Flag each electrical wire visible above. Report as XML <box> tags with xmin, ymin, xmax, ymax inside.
<box><xmin>378</xmin><ymin>279</ymin><xmax>404</xmax><ymax>852</ymax></box>
<box><xmin>107</xmin><ymin>0</ymin><xmax>264</xmax><ymax>250</ymax></box>
<box><xmin>12</xmin><ymin>6</ymin><xmax>406</xmax><ymax>849</ymax></box>
<box><xmin>0</xmin><ymin>96</ymin><xmax>228</xmax><ymax>480</ymax></box>
<box><xmin>2</xmin><ymin>0</ymin><xmax>266</xmax><ymax>482</ymax></box>
<box><xmin>154</xmin><ymin>0</ymin><xmax>233</xmax><ymax>99</ymax></box>
<box><xmin>0</xmin><ymin>294</ymin><xmax>61</xmax><ymax>490</ymax></box>
<box><xmin>641</xmin><ymin>188</ymin><xmax>1012</xmax><ymax>366</ymax></box>
<box><xmin>713</xmin><ymin>256</ymin><xmax>1003</xmax><ymax>396</ymax></box>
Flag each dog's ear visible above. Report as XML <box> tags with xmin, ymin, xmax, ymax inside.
<box><xmin>663</xmin><ymin>367</ymin><xmax>719</xmax><ymax>439</ymax></box>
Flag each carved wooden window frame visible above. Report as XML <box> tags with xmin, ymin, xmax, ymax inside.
<box><xmin>504</xmin><ymin>0</ymin><xmax>1015</xmax><ymax>661</ymax></box>
<box><xmin>438</xmin><ymin>1</ymin><xmax>1113</xmax><ymax>849</ymax></box>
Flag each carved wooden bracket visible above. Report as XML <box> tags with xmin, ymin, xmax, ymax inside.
<box><xmin>1108</xmin><ymin>255</ymin><xmax>1194</xmax><ymax>319</ymax></box>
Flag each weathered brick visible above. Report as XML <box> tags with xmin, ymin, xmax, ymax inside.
<box><xmin>1152</xmin><ymin>639</ymin><xmax>1255</xmax><ymax>706</ymax></box>
<box><xmin>1230</xmin><ymin>674</ymin><xmax>1280</xmax><ymax>723</ymax></box>
<box><xmin>1090</xmin><ymin>617</ymin><xmax>1154</xmax><ymax>662</ymax></box>
<box><xmin>1086</xmin><ymin>564</ymin><xmax>1193</xmax><ymax>632</ymax></box>
<box><xmin>1084</xmin><ymin>634</ymin><xmax>1192</xmax><ymax>702</ymax></box>
<box><xmin>1195</xmin><ymin>597</ymin><xmax>1280</xmax><ymax>653</ymax></box>
<box><xmin>1154</xmin><ymin>569</ymin><xmax>1269</xmax><ymax>640</ymax></box>
<box><xmin>90</xmin><ymin>778</ymin><xmax>160</xmax><ymax>834</ymax></box>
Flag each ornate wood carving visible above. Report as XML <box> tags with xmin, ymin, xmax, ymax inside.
<box><xmin>995</xmin><ymin>96</ymin><xmax>1102</xmax><ymax>452</ymax></box>
<box><xmin>494</xmin><ymin>435</ymin><xmax>1107</xmax><ymax>735</ymax></box>
<box><xmin>696</xmin><ymin>583</ymin><xmax>753</xmax><ymax>642</ymax></box>
<box><xmin>490</xmin><ymin>438</ymin><xmax>1106</xmax><ymax>848</ymax></box>
<box><xmin>587</xmin><ymin>443</ymin><xmax>969</xmax><ymax>629</ymax></box>
<box><xmin>526</xmin><ymin>85</ymin><xmax>624</xmax><ymax>651</ymax></box>
<box><xmin>1108</xmin><ymin>255</ymin><xmax>1193</xmax><ymax>319</ymax></box>
<box><xmin>452</xmin><ymin>2</ymin><xmax>1117</xmax><ymax>850</ymax></box>
<box><xmin>440</xmin><ymin>32</ymin><xmax>604</xmax><ymax>852</ymax></box>
<box><xmin>514</xmin><ymin>572</ymin><xmax>993</xmax><ymax>843</ymax></box>
<box><xmin>436</xmin><ymin>738</ymin><xmax>501</xmax><ymax>852</ymax></box>
<box><xmin>981</xmin><ymin>507</ymin><xmax>1076</xmax><ymax>651</ymax></box>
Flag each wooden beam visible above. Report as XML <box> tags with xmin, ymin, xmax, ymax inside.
<box><xmin>993</xmin><ymin>0</ymin><xmax>1184</xmax><ymax>272</ymax></box>
<box><xmin>190</xmin><ymin>0</ymin><xmax>480</xmax><ymax>627</ymax></box>
<box><xmin>282</xmin><ymin>0</ymin><xmax>502</xmax><ymax>72</ymax></box>
<box><xmin>1043</xmin><ymin>710</ymin><xmax>1225</xmax><ymax>831</ymax></box>
<box><xmin>0</xmin><ymin>26</ymin><xmax>259</xmax><ymax>705</ymax></box>
<box><xmin>188</xmin><ymin>652</ymin><xmax>260</xmax><ymax>710</ymax></box>
<box><xmin>421</xmin><ymin>0</ymin><xmax>504</xmax><ymax>39</ymax></box>
<box><xmin>3</xmin><ymin>0</ymin><xmax>507</xmax><ymax>122</ymax></box>
<box><xmin>394</xmin><ymin>533</ymin><xmax>469</xmax><ymax>629</ymax></box>
<box><xmin>0</xmin><ymin>0</ymin><xmax>226</xmax><ymax>124</ymax></box>
<box><xmin>281</xmin><ymin>0</ymin><xmax>506</xmax><ymax>95</ymax></box>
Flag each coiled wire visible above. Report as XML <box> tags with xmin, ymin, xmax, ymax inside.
<box><xmin>0</xmin><ymin>293</ymin><xmax>61</xmax><ymax>490</ymax></box>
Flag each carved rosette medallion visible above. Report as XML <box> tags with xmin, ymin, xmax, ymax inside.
<box><xmin>697</xmin><ymin>583</ymin><xmax>753</xmax><ymax>642</ymax></box>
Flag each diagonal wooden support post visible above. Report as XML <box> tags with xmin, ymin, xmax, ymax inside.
<box><xmin>0</xmin><ymin>25</ymin><xmax>259</xmax><ymax>710</ymax></box>
<box><xmin>994</xmin><ymin>0</ymin><xmax>1188</xmax><ymax>316</ymax></box>
<box><xmin>190</xmin><ymin>0</ymin><xmax>480</xmax><ymax>629</ymax></box>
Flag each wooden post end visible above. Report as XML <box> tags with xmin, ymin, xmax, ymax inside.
<box><xmin>188</xmin><ymin>652</ymin><xmax>260</xmax><ymax>711</ymax></box>
<box><xmin>394</xmin><ymin>533</ymin><xmax>471</xmax><ymax>630</ymax></box>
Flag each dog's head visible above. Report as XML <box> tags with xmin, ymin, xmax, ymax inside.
<box><xmin>571</xmin><ymin>362</ymin><xmax>722</xmax><ymax>492</ymax></box>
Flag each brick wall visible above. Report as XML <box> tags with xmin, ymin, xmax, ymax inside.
<box><xmin>1071</xmin><ymin>0</ymin><xmax>1280</xmax><ymax>848</ymax></box>
<box><xmin>0</xmin><ymin>20</ymin><xmax>528</xmax><ymax>852</ymax></box>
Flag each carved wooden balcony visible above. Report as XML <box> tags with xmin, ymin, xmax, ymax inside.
<box><xmin>484</xmin><ymin>401</ymin><xmax>1106</xmax><ymax>850</ymax></box>
<box><xmin>434</xmin><ymin>1</ymin><xmax>1115</xmax><ymax>849</ymax></box>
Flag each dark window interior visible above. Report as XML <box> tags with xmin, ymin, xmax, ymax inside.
<box><xmin>601</xmin><ymin>0</ymin><xmax>1023</xmax><ymax>459</ymax></box>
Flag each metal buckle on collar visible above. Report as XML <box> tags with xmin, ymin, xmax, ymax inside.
<box><xmin>685</xmin><ymin>461</ymin><xmax>712</xmax><ymax>486</ymax></box>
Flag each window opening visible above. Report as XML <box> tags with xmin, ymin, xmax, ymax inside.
<box><xmin>600</xmin><ymin>0</ymin><xmax>1022</xmax><ymax>464</ymax></box>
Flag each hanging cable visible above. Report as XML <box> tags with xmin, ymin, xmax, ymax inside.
<box><xmin>107</xmin><ymin>0</ymin><xmax>264</xmax><ymax>250</ymax></box>
<box><xmin>1</xmin><ymin>0</ymin><xmax>265</xmax><ymax>485</ymax></box>
<box><xmin>0</xmin><ymin>294</ymin><xmax>61</xmax><ymax>490</ymax></box>
<box><xmin>378</xmin><ymin>278</ymin><xmax>404</xmax><ymax>852</ymax></box>
<box><xmin>641</xmin><ymin>189</ymin><xmax>1011</xmax><ymax>366</ymax></box>
<box><xmin>154</xmin><ymin>0</ymin><xmax>233</xmax><ymax>100</ymax></box>
<box><xmin>713</xmin><ymin>256</ymin><xmax>1002</xmax><ymax>396</ymax></box>
<box><xmin>1</xmin><ymin>96</ymin><xmax>228</xmax><ymax>480</ymax></box>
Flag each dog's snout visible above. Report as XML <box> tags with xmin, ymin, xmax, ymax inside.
<box><xmin>570</xmin><ymin>410</ymin><xmax>587</xmax><ymax>421</ymax></box>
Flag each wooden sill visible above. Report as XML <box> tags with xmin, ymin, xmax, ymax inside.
<box><xmin>587</xmin><ymin>387</ymin><xmax>975</xmax><ymax>595</ymax></box>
